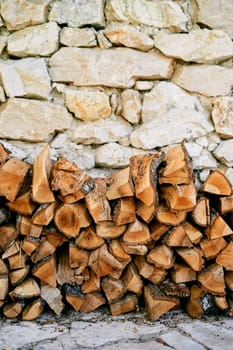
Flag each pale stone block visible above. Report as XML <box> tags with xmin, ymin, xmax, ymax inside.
<box><xmin>0</xmin><ymin>58</ymin><xmax>51</xmax><ymax>99</ymax></box>
<box><xmin>60</xmin><ymin>27</ymin><xmax>97</xmax><ymax>47</ymax></box>
<box><xmin>172</xmin><ymin>65</ymin><xmax>233</xmax><ymax>97</ymax></box>
<box><xmin>121</xmin><ymin>89</ymin><xmax>141</xmax><ymax>124</ymax></box>
<box><xmin>104</xmin><ymin>23</ymin><xmax>153</xmax><ymax>52</ymax></box>
<box><xmin>184</xmin><ymin>142</ymin><xmax>202</xmax><ymax>158</ymax></box>
<box><xmin>0</xmin><ymin>34</ymin><xmax>8</xmax><ymax>55</ymax></box>
<box><xmin>49</xmin><ymin>47</ymin><xmax>173</xmax><ymax>88</ymax></box>
<box><xmin>7</xmin><ymin>22</ymin><xmax>60</xmax><ymax>57</ymax></box>
<box><xmin>195</xmin><ymin>0</ymin><xmax>233</xmax><ymax>38</ymax></box>
<box><xmin>49</xmin><ymin>0</ymin><xmax>105</xmax><ymax>28</ymax></box>
<box><xmin>0</xmin><ymin>0</ymin><xmax>51</xmax><ymax>30</ymax></box>
<box><xmin>0</xmin><ymin>86</ymin><xmax>5</xmax><ymax>102</ymax></box>
<box><xmin>134</xmin><ymin>81</ymin><xmax>154</xmax><ymax>91</ymax></box>
<box><xmin>214</xmin><ymin>140</ymin><xmax>233</xmax><ymax>167</ymax></box>
<box><xmin>154</xmin><ymin>29</ymin><xmax>233</xmax><ymax>63</ymax></box>
<box><xmin>96</xmin><ymin>142</ymin><xmax>146</xmax><ymax>168</ymax></box>
<box><xmin>212</xmin><ymin>97</ymin><xmax>233</xmax><ymax>139</ymax></box>
<box><xmin>105</xmin><ymin>0</ymin><xmax>188</xmax><ymax>31</ymax></box>
<box><xmin>70</xmin><ymin>117</ymin><xmax>133</xmax><ymax>145</ymax></box>
<box><xmin>130</xmin><ymin>82</ymin><xmax>214</xmax><ymax>149</ymax></box>
<box><xmin>96</xmin><ymin>31</ymin><xmax>112</xmax><ymax>49</ymax></box>
<box><xmin>65</xmin><ymin>89</ymin><xmax>111</xmax><ymax>121</ymax></box>
<box><xmin>0</xmin><ymin>98</ymin><xmax>72</xmax><ymax>142</ymax></box>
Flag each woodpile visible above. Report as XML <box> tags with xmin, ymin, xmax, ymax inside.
<box><xmin>0</xmin><ymin>142</ymin><xmax>233</xmax><ymax>321</ymax></box>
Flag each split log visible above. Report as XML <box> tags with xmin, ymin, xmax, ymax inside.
<box><xmin>150</xmin><ymin>221</ymin><xmax>169</xmax><ymax>242</ymax></box>
<box><xmin>22</xmin><ymin>298</ymin><xmax>44</xmax><ymax>321</ymax></box>
<box><xmin>0</xmin><ymin>158</ymin><xmax>31</xmax><ymax>202</ymax></box>
<box><xmin>9</xmin><ymin>278</ymin><xmax>40</xmax><ymax>299</ymax></box>
<box><xmin>216</xmin><ymin>242</ymin><xmax>233</xmax><ymax>270</ymax></box>
<box><xmin>165</xmin><ymin>225</ymin><xmax>193</xmax><ymax>248</ymax></box>
<box><xmin>69</xmin><ymin>244</ymin><xmax>89</xmax><ymax>273</ymax></box>
<box><xmin>75</xmin><ymin>226</ymin><xmax>105</xmax><ymax>250</ymax></box>
<box><xmin>170</xmin><ymin>262</ymin><xmax>196</xmax><ymax>283</ymax></box>
<box><xmin>31</xmin><ymin>238</ymin><xmax>56</xmax><ymax>263</ymax></box>
<box><xmin>123</xmin><ymin>218</ymin><xmax>150</xmax><ymax>245</ymax></box>
<box><xmin>112</xmin><ymin>197</ymin><xmax>136</xmax><ymax>225</ymax></box>
<box><xmin>176</xmin><ymin>247</ymin><xmax>204</xmax><ymax>272</ymax></box>
<box><xmin>17</xmin><ymin>216</ymin><xmax>42</xmax><ymax>238</ymax></box>
<box><xmin>156</xmin><ymin>202</ymin><xmax>186</xmax><ymax>226</ymax></box>
<box><xmin>106</xmin><ymin>167</ymin><xmax>134</xmax><ymax>200</ymax></box>
<box><xmin>54</xmin><ymin>204</ymin><xmax>81</xmax><ymax>239</ymax></box>
<box><xmin>79</xmin><ymin>292</ymin><xmax>105</xmax><ymax>313</ymax></box>
<box><xmin>0</xmin><ymin>225</ymin><xmax>18</xmax><ymax>252</ymax></box>
<box><xmin>218</xmin><ymin>195</ymin><xmax>233</xmax><ymax>215</ymax></box>
<box><xmin>225</xmin><ymin>271</ymin><xmax>233</xmax><ymax>290</ymax></box>
<box><xmin>130</xmin><ymin>152</ymin><xmax>164</xmax><ymax>206</ymax></box>
<box><xmin>9</xmin><ymin>265</ymin><xmax>30</xmax><ymax>287</ymax></box>
<box><xmin>159</xmin><ymin>143</ymin><xmax>193</xmax><ymax>185</ymax></box>
<box><xmin>161</xmin><ymin>183</ymin><xmax>197</xmax><ymax>212</ymax></box>
<box><xmin>144</xmin><ymin>284</ymin><xmax>179</xmax><ymax>321</ymax></box>
<box><xmin>200</xmin><ymin>237</ymin><xmax>227</xmax><ymax>260</ymax></box>
<box><xmin>147</xmin><ymin>244</ymin><xmax>174</xmax><ymax>269</ymax></box>
<box><xmin>96</xmin><ymin>221</ymin><xmax>126</xmax><ymax>239</ymax></box>
<box><xmin>101</xmin><ymin>277</ymin><xmax>126</xmax><ymax>303</ymax></box>
<box><xmin>32</xmin><ymin>255</ymin><xmax>57</xmax><ymax>288</ymax></box>
<box><xmin>3</xmin><ymin>301</ymin><xmax>24</xmax><ymax>319</ymax></box>
<box><xmin>89</xmin><ymin>244</ymin><xmax>122</xmax><ymax>277</ymax></box>
<box><xmin>122</xmin><ymin>242</ymin><xmax>148</xmax><ymax>256</ymax></box>
<box><xmin>82</xmin><ymin>269</ymin><xmax>100</xmax><ymax>294</ymax></box>
<box><xmin>21</xmin><ymin>236</ymin><xmax>40</xmax><ymax>256</ymax></box>
<box><xmin>134</xmin><ymin>255</ymin><xmax>167</xmax><ymax>285</ymax></box>
<box><xmin>44</xmin><ymin>229</ymin><xmax>68</xmax><ymax>248</ymax></box>
<box><xmin>2</xmin><ymin>240</ymin><xmax>20</xmax><ymax>259</ymax></box>
<box><xmin>0</xmin><ymin>258</ymin><xmax>8</xmax><ymax>274</ymax></box>
<box><xmin>7</xmin><ymin>191</ymin><xmax>36</xmax><ymax>216</ymax></box>
<box><xmin>160</xmin><ymin>280</ymin><xmax>190</xmax><ymax>298</ymax></box>
<box><xmin>0</xmin><ymin>275</ymin><xmax>8</xmax><ymax>299</ymax></box>
<box><xmin>41</xmin><ymin>283</ymin><xmax>64</xmax><ymax>316</ymax></box>
<box><xmin>182</xmin><ymin>222</ymin><xmax>203</xmax><ymax>245</ymax></box>
<box><xmin>85</xmin><ymin>178</ymin><xmax>111</xmax><ymax>223</ymax></box>
<box><xmin>57</xmin><ymin>248</ymin><xmax>83</xmax><ymax>286</ymax></box>
<box><xmin>123</xmin><ymin>263</ymin><xmax>143</xmax><ymax>296</ymax></box>
<box><xmin>186</xmin><ymin>285</ymin><xmax>204</xmax><ymax>318</ymax></box>
<box><xmin>32</xmin><ymin>202</ymin><xmax>57</xmax><ymax>225</ymax></box>
<box><xmin>205</xmin><ymin>215</ymin><xmax>232</xmax><ymax>240</ymax></box>
<box><xmin>0</xmin><ymin>143</ymin><xmax>9</xmax><ymax>165</ymax></box>
<box><xmin>32</xmin><ymin>144</ymin><xmax>55</xmax><ymax>204</ymax></box>
<box><xmin>214</xmin><ymin>296</ymin><xmax>228</xmax><ymax>311</ymax></box>
<box><xmin>109</xmin><ymin>239</ymin><xmax>131</xmax><ymax>263</ymax></box>
<box><xmin>191</xmin><ymin>197</ymin><xmax>210</xmax><ymax>227</ymax></box>
<box><xmin>202</xmin><ymin>170</ymin><xmax>232</xmax><ymax>196</ymax></box>
<box><xmin>64</xmin><ymin>284</ymin><xmax>84</xmax><ymax>311</ymax></box>
<box><xmin>197</xmin><ymin>263</ymin><xmax>226</xmax><ymax>296</ymax></box>
<box><xmin>110</xmin><ymin>293</ymin><xmax>138</xmax><ymax>316</ymax></box>
<box><xmin>136</xmin><ymin>201</ymin><xmax>156</xmax><ymax>223</ymax></box>
<box><xmin>8</xmin><ymin>252</ymin><xmax>27</xmax><ymax>271</ymax></box>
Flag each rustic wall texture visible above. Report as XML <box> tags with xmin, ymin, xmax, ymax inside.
<box><xmin>0</xmin><ymin>0</ymin><xmax>232</xmax><ymax>184</ymax></box>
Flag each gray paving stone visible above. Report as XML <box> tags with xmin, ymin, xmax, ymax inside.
<box><xmin>179</xmin><ymin>321</ymin><xmax>233</xmax><ymax>350</ymax></box>
<box><xmin>99</xmin><ymin>340</ymin><xmax>172</xmax><ymax>350</ymax></box>
<box><xmin>159</xmin><ymin>330</ymin><xmax>206</xmax><ymax>350</ymax></box>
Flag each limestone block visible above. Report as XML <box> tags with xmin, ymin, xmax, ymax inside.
<box><xmin>104</xmin><ymin>23</ymin><xmax>153</xmax><ymax>52</ymax></box>
<box><xmin>0</xmin><ymin>0</ymin><xmax>51</xmax><ymax>30</ymax></box>
<box><xmin>172</xmin><ymin>65</ymin><xmax>233</xmax><ymax>97</ymax></box>
<box><xmin>7</xmin><ymin>22</ymin><xmax>60</xmax><ymax>57</ymax></box>
<box><xmin>212</xmin><ymin>97</ymin><xmax>233</xmax><ymax>139</ymax></box>
<box><xmin>130</xmin><ymin>82</ymin><xmax>214</xmax><ymax>149</ymax></box>
<box><xmin>134</xmin><ymin>81</ymin><xmax>154</xmax><ymax>91</ymax></box>
<box><xmin>60</xmin><ymin>28</ymin><xmax>97</xmax><ymax>47</ymax></box>
<box><xmin>214</xmin><ymin>140</ymin><xmax>233</xmax><ymax>167</ymax></box>
<box><xmin>70</xmin><ymin>117</ymin><xmax>133</xmax><ymax>145</ymax></box>
<box><xmin>154</xmin><ymin>29</ymin><xmax>233</xmax><ymax>63</ymax></box>
<box><xmin>96</xmin><ymin>31</ymin><xmax>112</xmax><ymax>49</ymax></box>
<box><xmin>195</xmin><ymin>0</ymin><xmax>233</xmax><ymax>38</ymax></box>
<box><xmin>121</xmin><ymin>89</ymin><xmax>141</xmax><ymax>124</ymax></box>
<box><xmin>0</xmin><ymin>34</ymin><xmax>8</xmax><ymax>55</ymax></box>
<box><xmin>105</xmin><ymin>0</ymin><xmax>188</xmax><ymax>31</ymax></box>
<box><xmin>0</xmin><ymin>86</ymin><xmax>5</xmax><ymax>102</ymax></box>
<box><xmin>193</xmin><ymin>149</ymin><xmax>218</xmax><ymax>169</ymax></box>
<box><xmin>0</xmin><ymin>58</ymin><xmax>51</xmax><ymax>99</ymax></box>
<box><xmin>0</xmin><ymin>98</ymin><xmax>72</xmax><ymax>142</ymax></box>
<box><xmin>96</xmin><ymin>142</ymin><xmax>146</xmax><ymax>168</ymax></box>
<box><xmin>65</xmin><ymin>89</ymin><xmax>111</xmax><ymax>121</ymax></box>
<box><xmin>49</xmin><ymin>47</ymin><xmax>173</xmax><ymax>88</ymax></box>
<box><xmin>49</xmin><ymin>0</ymin><xmax>105</xmax><ymax>28</ymax></box>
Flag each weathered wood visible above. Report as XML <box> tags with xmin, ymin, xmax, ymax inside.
<box><xmin>191</xmin><ymin>197</ymin><xmax>210</xmax><ymax>227</ymax></box>
<box><xmin>40</xmin><ymin>283</ymin><xmax>64</xmax><ymax>316</ymax></box>
<box><xmin>162</xmin><ymin>183</ymin><xmax>197</xmax><ymax>212</ymax></box>
<box><xmin>130</xmin><ymin>152</ymin><xmax>164</xmax><ymax>206</ymax></box>
<box><xmin>69</xmin><ymin>244</ymin><xmax>89</xmax><ymax>273</ymax></box>
<box><xmin>186</xmin><ymin>285</ymin><xmax>204</xmax><ymax>318</ymax></box>
<box><xmin>2</xmin><ymin>240</ymin><xmax>20</xmax><ymax>259</ymax></box>
<box><xmin>82</xmin><ymin>269</ymin><xmax>100</xmax><ymax>294</ymax></box>
<box><xmin>101</xmin><ymin>277</ymin><xmax>126</xmax><ymax>303</ymax></box>
<box><xmin>110</xmin><ymin>293</ymin><xmax>138</xmax><ymax>316</ymax></box>
<box><xmin>31</xmin><ymin>238</ymin><xmax>56</xmax><ymax>263</ymax></box>
<box><xmin>202</xmin><ymin>170</ymin><xmax>232</xmax><ymax>196</ymax></box>
<box><xmin>9</xmin><ymin>265</ymin><xmax>30</xmax><ymax>287</ymax></box>
<box><xmin>54</xmin><ymin>204</ymin><xmax>81</xmax><ymax>238</ymax></box>
<box><xmin>79</xmin><ymin>292</ymin><xmax>105</xmax><ymax>313</ymax></box>
<box><xmin>9</xmin><ymin>278</ymin><xmax>40</xmax><ymax>299</ymax></box>
<box><xmin>206</xmin><ymin>215</ymin><xmax>232</xmax><ymax>240</ymax></box>
<box><xmin>144</xmin><ymin>284</ymin><xmax>179</xmax><ymax>321</ymax></box>
<box><xmin>44</xmin><ymin>230</ymin><xmax>68</xmax><ymax>248</ymax></box>
<box><xmin>57</xmin><ymin>248</ymin><xmax>82</xmax><ymax>286</ymax></box>
<box><xmin>64</xmin><ymin>284</ymin><xmax>84</xmax><ymax>311</ymax></box>
<box><xmin>32</xmin><ymin>144</ymin><xmax>55</xmax><ymax>204</ymax></box>
<box><xmin>176</xmin><ymin>247</ymin><xmax>204</xmax><ymax>272</ymax></box>
<box><xmin>122</xmin><ymin>242</ymin><xmax>148</xmax><ymax>256</ymax></box>
<box><xmin>197</xmin><ymin>263</ymin><xmax>226</xmax><ymax>296</ymax></box>
<box><xmin>134</xmin><ymin>255</ymin><xmax>167</xmax><ymax>285</ymax></box>
<box><xmin>7</xmin><ymin>191</ymin><xmax>36</xmax><ymax>216</ymax></box>
<box><xmin>218</xmin><ymin>195</ymin><xmax>233</xmax><ymax>215</ymax></box>
<box><xmin>32</xmin><ymin>255</ymin><xmax>57</xmax><ymax>288</ymax></box>
<box><xmin>3</xmin><ymin>300</ymin><xmax>23</xmax><ymax>318</ymax></box>
<box><xmin>0</xmin><ymin>158</ymin><xmax>31</xmax><ymax>202</ymax></box>
<box><xmin>147</xmin><ymin>244</ymin><xmax>174</xmax><ymax>269</ymax></box>
<box><xmin>160</xmin><ymin>280</ymin><xmax>190</xmax><ymax>298</ymax></box>
<box><xmin>200</xmin><ymin>237</ymin><xmax>227</xmax><ymax>260</ymax></box>
<box><xmin>8</xmin><ymin>252</ymin><xmax>27</xmax><ymax>271</ymax></box>
<box><xmin>156</xmin><ymin>202</ymin><xmax>186</xmax><ymax>226</ymax></box>
<box><xmin>159</xmin><ymin>143</ymin><xmax>193</xmax><ymax>185</ymax></box>
<box><xmin>17</xmin><ymin>215</ymin><xmax>42</xmax><ymax>238</ymax></box>
<box><xmin>0</xmin><ymin>258</ymin><xmax>8</xmax><ymax>274</ymax></box>
<box><xmin>113</xmin><ymin>197</ymin><xmax>136</xmax><ymax>225</ymax></box>
<box><xmin>75</xmin><ymin>226</ymin><xmax>105</xmax><ymax>250</ymax></box>
<box><xmin>96</xmin><ymin>221</ymin><xmax>126</xmax><ymax>239</ymax></box>
<box><xmin>165</xmin><ymin>225</ymin><xmax>193</xmax><ymax>248</ymax></box>
<box><xmin>123</xmin><ymin>263</ymin><xmax>143</xmax><ymax>296</ymax></box>
<box><xmin>32</xmin><ymin>202</ymin><xmax>57</xmax><ymax>225</ymax></box>
<box><xmin>170</xmin><ymin>262</ymin><xmax>196</xmax><ymax>283</ymax></box>
<box><xmin>22</xmin><ymin>298</ymin><xmax>44</xmax><ymax>321</ymax></box>
<box><xmin>123</xmin><ymin>218</ymin><xmax>150</xmax><ymax>245</ymax></box>
<box><xmin>21</xmin><ymin>236</ymin><xmax>40</xmax><ymax>256</ymax></box>
<box><xmin>106</xmin><ymin>167</ymin><xmax>134</xmax><ymax>200</ymax></box>
<box><xmin>0</xmin><ymin>225</ymin><xmax>18</xmax><ymax>252</ymax></box>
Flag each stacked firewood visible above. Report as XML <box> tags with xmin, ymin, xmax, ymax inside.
<box><xmin>0</xmin><ymin>142</ymin><xmax>233</xmax><ymax>321</ymax></box>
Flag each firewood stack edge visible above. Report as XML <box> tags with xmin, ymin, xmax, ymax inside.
<box><xmin>0</xmin><ymin>142</ymin><xmax>233</xmax><ymax>321</ymax></box>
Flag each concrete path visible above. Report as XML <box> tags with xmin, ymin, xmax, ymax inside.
<box><xmin>0</xmin><ymin>309</ymin><xmax>233</xmax><ymax>350</ymax></box>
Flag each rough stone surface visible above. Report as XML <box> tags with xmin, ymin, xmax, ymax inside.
<box><xmin>104</xmin><ymin>23</ymin><xmax>153</xmax><ymax>52</ymax></box>
<box><xmin>159</xmin><ymin>330</ymin><xmax>206</xmax><ymax>350</ymax></box>
<box><xmin>154</xmin><ymin>29</ymin><xmax>233</xmax><ymax>63</ymax></box>
<box><xmin>0</xmin><ymin>86</ymin><xmax>5</xmax><ymax>102</ymax></box>
<box><xmin>60</xmin><ymin>27</ymin><xmax>97</xmax><ymax>47</ymax></box>
<box><xmin>49</xmin><ymin>0</ymin><xmax>105</xmax><ymax>28</ymax></box>
<box><xmin>192</xmin><ymin>149</ymin><xmax>218</xmax><ymax>169</ymax></box>
<box><xmin>172</xmin><ymin>64</ymin><xmax>233</xmax><ymax>97</ymax></box>
<box><xmin>0</xmin><ymin>98</ymin><xmax>72</xmax><ymax>142</ymax></box>
<box><xmin>96</xmin><ymin>30</ymin><xmax>112</xmax><ymax>49</ymax></box>
<box><xmin>195</xmin><ymin>0</ymin><xmax>233</xmax><ymax>38</ymax></box>
<box><xmin>0</xmin><ymin>58</ymin><xmax>51</xmax><ymax>99</ymax></box>
<box><xmin>105</xmin><ymin>0</ymin><xmax>188</xmax><ymax>31</ymax></box>
<box><xmin>95</xmin><ymin>142</ymin><xmax>146</xmax><ymax>168</ymax></box>
<box><xmin>0</xmin><ymin>33</ymin><xmax>8</xmax><ymax>55</ymax></box>
<box><xmin>49</xmin><ymin>47</ymin><xmax>173</xmax><ymax>88</ymax></box>
<box><xmin>134</xmin><ymin>81</ymin><xmax>154</xmax><ymax>91</ymax></box>
<box><xmin>65</xmin><ymin>89</ymin><xmax>111</xmax><ymax>121</ymax></box>
<box><xmin>7</xmin><ymin>21</ymin><xmax>60</xmax><ymax>57</ymax></box>
<box><xmin>212</xmin><ymin>97</ymin><xmax>233</xmax><ymax>139</ymax></box>
<box><xmin>130</xmin><ymin>82</ymin><xmax>214</xmax><ymax>149</ymax></box>
<box><xmin>70</xmin><ymin>117</ymin><xmax>133</xmax><ymax>145</ymax></box>
<box><xmin>214</xmin><ymin>139</ymin><xmax>233</xmax><ymax>167</ymax></box>
<box><xmin>0</xmin><ymin>0</ymin><xmax>51</xmax><ymax>30</ymax></box>
<box><xmin>121</xmin><ymin>89</ymin><xmax>141</xmax><ymax>124</ymax></box>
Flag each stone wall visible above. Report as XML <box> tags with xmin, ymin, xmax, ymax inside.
<box><xmin>0</xmin><ymin>0</ymin><xmax>232</xmax><ymax>184</ymax></box>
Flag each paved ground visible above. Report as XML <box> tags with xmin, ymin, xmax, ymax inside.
<box><xmin>0</xmin><ymin>308</ymin><xmax>233</xmax><ymax>350</ymax></box>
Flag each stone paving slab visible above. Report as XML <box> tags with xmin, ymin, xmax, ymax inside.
<box><xmin>0</xmin><ymin>309</ymin><xmax>233</xmax><ymax>350</ymax></box>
